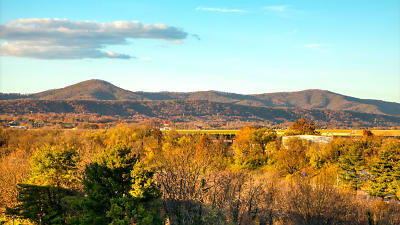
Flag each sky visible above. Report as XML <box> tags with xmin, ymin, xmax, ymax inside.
<box><xmin>0</xmin><ymin>0</ymin><xmax>399</xmax><ymax>102</ymax></box>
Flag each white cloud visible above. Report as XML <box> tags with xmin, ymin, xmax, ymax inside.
<box><xmin>264</xmin><ymin>5</ymin><xmax>289</xmax><ymax>12</ymax></box>
<box><xmin>304</xmin><ymin>43</ymin><xmax>322</xmax><ymax>48</ymax></box>
<box><xmin>196</xmin><ymin>7</ymin><xmax>246</xmax><ymax>13</ymax></box>
<box><xmin>0</xmin><ymin>42</ymin><xmax>132</xmax><ymax>59</ymax></box>
<box><xmin>263</xmin><ymin>5</ymin><xmax>304</xmax><ymax>18</ymax></box>
<box><xmin>140</xmin><ymin>56</ymin><xmax>152</xmax><ymax>61</ymax></box>
<box><xmin>0</xmin><ymin>18</ymin><xmax>188</xmax><ymax>59</ymax></box>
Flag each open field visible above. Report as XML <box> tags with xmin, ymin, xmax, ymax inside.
<box><xmin>318</xmin><ymin>129</ymin><xmax>400</xmax><ymax>137</ymax></box>
<box><xmin>172</xmin><ymin>129</ymin><xmax>400</xmax><ymax>137</ymax></box>
<box><xmin>174</xmin><ymin>129</ymin><xmax>239</xmax><ymax>135</ymax></box>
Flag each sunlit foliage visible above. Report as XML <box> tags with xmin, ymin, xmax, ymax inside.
<box><xmin>1</xmin><ymin>125</ymin><xmax>400</xmax><ymax>225</ymax></box>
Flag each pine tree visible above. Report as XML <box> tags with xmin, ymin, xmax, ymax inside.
<box><xmin>6</xmin><ymin>184</ymin><xmax>77</xmax><ymax>225</ymax></box>
<box><xmin>70</xmin><ymin>144</ymin><xmax>162</xmax><ymax>225</ymax></box>
<box><xmin>339</xmin><ymin>144</ymin><xmax>366</xmax><ymax>190</ymax></box>
<box><xmin>368</xmin><ymin>140</ymin><xmax>400</xmax><ymax>199</ymax></box>
<box><xmin>107</xmin><ymin>163</ymin><xmax>161</xmax><ymax>225</ymax></box>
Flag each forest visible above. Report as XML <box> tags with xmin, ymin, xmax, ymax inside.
<box><xmin>0</xmin><ymin>122</ymin><xmax>399</xmax><ymax>225</ymax></box>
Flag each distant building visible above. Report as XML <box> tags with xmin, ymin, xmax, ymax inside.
<box><xmin>7</xmin><ymin>121</ymin><xmax>19</xmax><ymax>127</ymax></box>
<box><xmin>282</xmin><ymin>135</ymin><xmax>332</xmax><ymax>148</ymax></box>
<box><xmin>9</xmin><ymin>126</ymin><xmax>28</xmax><ymax>129</ymax></box>
<box><xmin>160</xmin><ymin>120</ymin><xmax>171</xmax><ymax>130</ymax></box>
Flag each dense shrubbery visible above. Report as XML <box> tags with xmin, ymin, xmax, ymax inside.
<box><xmin>0</xmin><ymin>124</ymin><xmax>400</xmax><ymax>225</ymax></box>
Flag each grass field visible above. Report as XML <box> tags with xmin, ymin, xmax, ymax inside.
<box><xmin>318</xmin><ymin>129</ymin><xmax>400</xmax><ymax>137</ymax></box>
<box><xmin>171</xmin><ymin>129</ymin><xmax>400</xmax><ymax>137</ymax></box>
<box><xmin>174</xmin><ymin>130</ymin><xmax>239</xmax><ymax>135</ymax></box>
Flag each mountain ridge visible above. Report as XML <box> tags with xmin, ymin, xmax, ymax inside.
<box><xmin>1</xmin><ymin>79</ymin><xmax>399</xmax><ymax>116</ymax></box>
<box><xmin>1</xmin><ymin>99</ymin><xmax>399</xmax><ymax>128</ymax></box>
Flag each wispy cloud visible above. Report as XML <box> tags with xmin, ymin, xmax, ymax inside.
<box><xmin>0</xmin><ymin>18</ymin><xmax>188</xmax><ymax>59</ymax></box>
<box><xmin>264</xmin><ymin>5</ymin><xmax>289</xmax><ymax>12</ymax></box>
<box><xmin>196</xmin><ymin>7</ymin><xmax>246</xmax><ymax>13</ymax></box>
<box><xmin>263</xmin><ymin>5</ymin><xmax>304</xmax><ymax>18</ymax></box>
<box><xmin>304</xmin><ymin>43</ymin><xmax>322</xmax><ymax>48</ymax></box>
<box><xmin>192</xmin><ymin>34</ymin><xmax>201</xmax><ymax>41</ymax></box>
<box><xmin>140</xmin><ymin>56</ymin><xmax>152</xmax><ymax>61</ymax></box>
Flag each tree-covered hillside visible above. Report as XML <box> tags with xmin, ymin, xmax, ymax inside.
<box><xmin>1</xmin><ymin>99</ymin><xmax>399</xmax><ymax>128</ymax></box>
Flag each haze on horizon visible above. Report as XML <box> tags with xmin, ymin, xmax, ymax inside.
<box><xmin>0</xmin><ymin>0</ymin><xmax>399</xmax><ymax>103</ymax></box>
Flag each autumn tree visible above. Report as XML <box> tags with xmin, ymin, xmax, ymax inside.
<box><xmin>0</xmin><ymin>130</ymin><xmax>79</xmax><ymax>214</ymax></box>
<box><xmin>275</xmin><ymin>138</ymin><xmax>309</xmax><ymax>175</ymax></box>
<box><xmin>0</xmin><ymin>128</ymin><xmax>9</xmax><ymax>148</ymax></box>
<box><xmin>233</xmin><ymin>127</ymin><xmax>276</xmax><ymax>169</ymax></box>
<box><xmin>100</xmin><ymin>125</ymin><xmax>163</xmax><ymax>161</ymax></box>
<box><xmin>154</xmin><ymin>133</ymin><xmax>230</xmax><ymax>224</ymax></box>
<box><xmin>287</xmin><ymin>118</ymin><xmax>319</xmax><ymax>135</ymax></box>
<box><xmin>0</xmin><ymin>150</ymin><xmax>30</xmax><ymax>213</ymax></box>
<box><xmin>279</xmin><ymin>178</ymin><xmax>366</xmax><ymax>225</ymax></box>
<box><xmin>205</xmin><ymin>170</ymin><xmax>280</xmax><ymax>225</ymax></box>
<box><xmin>367</xmin><ymin>199</ymin><xmax>400</xmax><ymax>225</ymax></box>
<box><xmin>28</xmin><ymin>144</ymin><xmax>80</xmax><ymax>188</ymax></box>
<box><xmin>362</xmin><ymin>129</ymin><xmax>374</xmax><ymax>138</ymax></box>
<box><xmin>251</xmin><ymin>128</ymin><xmax>277</xmax><ymax>153</ymax></box>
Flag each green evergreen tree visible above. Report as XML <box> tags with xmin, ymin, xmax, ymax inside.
<box><xmin>70</xmin><ymin>145</ymin><xmax>162</xmax><ymax>225</ymax></box>
<box><xmin>368</xmin><ymin>140</ymin><xmax>400</xmax><ymax>199</ymax></box>
<box><xmin>339</xmin><ymin>144</ymin><xmax>366</xmax><ymax>190</ymax></box>
<box><xmin>6</xmin><ymin>184</ymin><xmax>77</xmax><ymax>225</ymax></box>
<box><xmin>69</xmin><ymin>163</ymin><xmax>117</xmax><ymax>225</ymax></box>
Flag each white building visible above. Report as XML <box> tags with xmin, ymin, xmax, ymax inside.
<box><xmin>282</xmin><ymin>135</ymin><xmax>332</xmax><ymax>148</ymax></box>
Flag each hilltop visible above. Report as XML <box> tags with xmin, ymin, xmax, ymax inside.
<box><xmin>31</xmin><ymin>79</ymin><xmax>143</xmax><ymax>100</ymax></box>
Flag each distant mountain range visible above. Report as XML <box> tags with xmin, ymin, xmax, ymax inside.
<box><xmin>2</xmin><ymin>79</ymin><xmax>399</xmax><ymax>116</ymax></box>
<box><xmin>1</xmin><ymin>99</ymin><xmax>399</xmax><ymax>128</ymax></box>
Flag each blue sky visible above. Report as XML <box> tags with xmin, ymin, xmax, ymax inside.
<box><xmin>0</xmin><ymin>0</ymin><xmax>399</xmax><ymax>102</ymax></box>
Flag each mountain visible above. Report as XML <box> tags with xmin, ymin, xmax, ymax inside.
<box><xmin>1</xmin><ymin>79</ymin><xmax>399</xmax><ymax>116</ymax></box>
<box><xmin>253</xmin><ymin>90</ymin><xmax>400</xmax><ymax>116</ymax></box>
<box><xmin>30</xmin><ymin>79</ymin><xmax>143</xmax><ymax>100</ymax></box>
<box><xmin>1</xmin><ymin>99</ymin><xmax>399</xmax><ymax>128</ymax></box>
